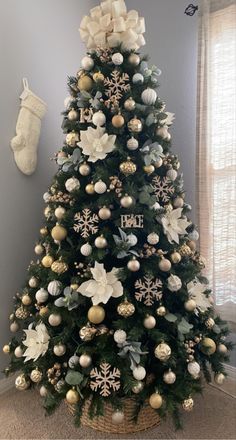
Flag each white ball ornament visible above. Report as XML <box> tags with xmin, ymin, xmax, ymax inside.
<box><xmin>112</xmin><ymin>411</ymin><xmax>125</xmax><ymax>425</ymax></box>
<box><xmin>80</xmin><ymin>243</ymin><xmax>92</xmax><ymax>256</ymax></box>
<box><xmin>29</xmin><ymin>276</ymin><xmax>39</xmax><ymax>288</ymax></box>
<box><xmin>81</xmin><ymin>55</ymin><xmax>94</xmax><ymax>71</ymax></box>
<box><xmin>166</xmin><ymin>169</ymin><xmax>178</xmax><ymax>181</ymax></box>
<box><xmin>48</xmin><ymin>313</ymin><xmax>62</xmax><ymax>327</ymax></box>
<box><xmin>55</xmin><ymin>206</ymin><xmax>66</xmax><ymax>220</ymax></box>
<box><xmin>144</xmin><ymin>315</ymin><xmax>156</xmax><ymax>329</ymax></box>
<box><xmin>133</xmin><ymin>366</ymin><xmax>146</xmax><ymax>381</ymax></box>
<box><xmin>163</xmin><ymin>369</ymin><xmax>176</xmax><ymax>384</ymax></box>
<box><xmin>35</xmin><ymin>288</ymin><xmax>49</xmax><ymax>304</ymax></box>
<box><xmin>173</xmin><ymin>197</ymin><xmax>184</xmax><ymax>208</ymax></box>
<box><xmin>128</xmin><ymin>53</ymin><xmax>140</xmax><ymax>66</ymax></box>
<box><xmin>187</xmin><ymin>361</ymin><xmax>200</xmax><ymax>378</ymax></box>
<box><xmin>10</xmin><ymin>322</ymin><xmax>19</xmax><ymax>333</ymax></box>
<box><xmin>92</xmin><ymin>111</ymin><xmax>106</xmax><ymax>127</ymax></box>
<box><xmin>141</xmin><ymin>88</ymin><xmax>157</xmax><ymax>105</ymax></box>
<box><xmin>217</xmin><ymin>344</ymin><xmax>228</xmax><ymax>354</ymax></box>
<box><xmin>132</xmin><ymin>73</ymin><xmax>144</xmax><ymax>84</ymax></box>
<box><xmin>34</xmin><ymin>244</ymin><xmax>44</xmax><ymax>255</ymax></box>
<box><xmin>47</xmin><ymin>280</ymin><xmax>62</xmax><ymax>297</ymax></box>
<box><xmin>68</xmin><ymin>109</ymin><xmax>79</xmax><ymax>121</ymax></box>
<box><xmin>167</xmin><ymin>274</ymin><xmax>182</xmax><ymax>292</ymax></box>
<box><xmin>147</xmin><ymin>233</ymin><xmax>159</xmax><ymax>245</ymax></box>
<box><xmin>188</xmin><ymin>230</ymin><xmax>199</xmax><ymax>241</ymax></box>
<box><xmin>39</xmin><ymin>385</ymin><xmax>48</xmax><ymax>397</ymax></box>
<box><xmin>79</xmin><ymin>354</ymin><xmax>92</xmax><ymax>368</ymax></box>
<box><xmin>65</xmin><ymin>177</ymin><xmax>80</xmax><ymax>193</ymax></box>
<box><xmin>95</xmin><ymin>235</ymin><xmax>107</xmax><ymax>249</ymax></box>
<box><xmin>215</xmin><ymin>373</ymin><xmax>225</xmax><ymax>385</ymax></box>
<box><xmin>114</xmin><ymin>330</ymin><xmax>127</xmax><ymax>344</ymax></box>
<box><xmin>127</xmin><ymin>234</ymin><xmax>138</xmax><ymax>246</ymax></box>
<box><xmin>68</xmin><ymin>355</ymin><xmax>80</xmax><ymax>369</ymax></box>
<box><xmin>14</xmin><ymin>346</ymin><xmax>23</xmax><ymax>358</ymax></box>
<box><xmin>184</xmin><ymin>299</ymin><xmax>196</xmax><ymax>312</ymax></box>
<box><xmin>94</xmin><ymin>181</ymin><xmax>107</xmax><ymax>194</ymax></box>
<box><xmin>98</xmin><ymin>207</ymin><xmax>111</xmax><ymax>220</ymax></box>
<box><xmin>53</xmin><ymin>344</ymin><xmax>66</xmax><ymax>357</ymax></box>
<box><xmin>121</xmin><ymin>195</ymin><xmax>133</xmax><ymax>208</ymax></box>
<box><xmin>112</xmin><ymin>53</ymin><xmax>124</xmax><ymax>65</ymax></box>
<box><xmin>159</xmin><ymin>258</ymin><xmax>171</xmax><ymax>272</ymax></box>
<box><xmin>79</xmin><ymin>163</ymin><xmax>91</xmax><ymax>176</ymax></box>
<box><xmin>127</xmin><ymin>137</ymin><xmax>139</xmax><ymax>151</ymax></box>
<box><xmin>127</xmin><ymin>258</ymin><xmax>140</xmax><ymax>272</ymax></box>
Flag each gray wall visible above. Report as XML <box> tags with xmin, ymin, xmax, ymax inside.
<box><xmin>0</xmin><ymin>0</ymin><xmax>198</xmax><ymax>377</ymax></box>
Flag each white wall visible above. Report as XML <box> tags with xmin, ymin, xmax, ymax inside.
<box><xmin>0</xmin><ymin>0</ymin><xmax>198</xmax><ymax>377</ymax></box>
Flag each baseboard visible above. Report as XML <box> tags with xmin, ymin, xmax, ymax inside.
<box><xmin>223</xmin><ymin>363</ymin><xmax>236</xmax><ymax>380</ymax></box>
<box><xmin>0</xmin><ymin>375</ymin><xmax>16</xmax><ymax>395</ymax></box>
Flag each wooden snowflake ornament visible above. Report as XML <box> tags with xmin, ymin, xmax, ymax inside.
<box><xmin>135</xmin><ymin>276</ymin><xmax>163</xmax><ymax>306</ymax></box>
<box><xmin>152</xmin><ymin>176</ymin><xmax>174</xmax><ymax>203</ymax></box>
<box><xmin>104</xmin><ymin>70</ymin><xmax>130</xmax><ymax>108</ymax></box>
<box><xmin>73</xmin><ymin>209</ymin><xmax>99</xmax><ymax>238</ymax></box>
<box><xmin>90</xmin><ymin>362</ymin><xmax>121</xmax><ymax>397</ymax></box>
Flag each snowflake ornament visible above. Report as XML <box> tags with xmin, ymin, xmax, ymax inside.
<box><xmin>135</xmin><ymin>276</ymin><xmax>163</xmax><ymax>306</ymax></box>
<box><xmin>90</xmin><ymin>362</ymin><xmax>121</xmax><ymax>397</ymax></box>
<box><xmin>104</xmin><ymin>70</ymin><xmax>130</xmax><ymax>108</ymax></box>
<box><xmin>152</xmin><ymin>176</ymin><xmax>174</xmax><ymax>203</ymax></box>
<box><xmin>73</xmin><ymin>209</ymin><xmax>99</xmax><ymax>238</ymax></box>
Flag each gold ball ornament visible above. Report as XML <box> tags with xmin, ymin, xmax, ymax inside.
<box><xmin>68</xmin><ymin>109</ymin><xmax>79</xmax><ymax>121</ymax></box>
<box><xmin>54</xmin><ymin>206</ymin><xmax>66</xmax><ymax>220</ymax></box>
<box><xmin>124</xmin><ymin>97</ymin><xmax>136</xmax><ymax>111</ymax></box>
<box><xmin>132</xmin><ymin>381</ymin><xmax>144</xmax><ymax>394</ymax></box>
<box><xmin>93</xmin><ymin>71</ymin><xmax>105</xmax><ymax>83</ymax></box>
<box><xmin>79</xmin><ymin>163</ymin><xmax>91</xmax><ymax>176</ymax></box>
<box><xmin>30</xmin><ymin>369</ymin><xmax>43</xmax><ymax>383</ymax></box>
<box><xmin>143</xmin><ymin>315</ymin><xmax>156</xmax><ymax>329</ymax></box>
<box><xmin>112</xmin><ymin>411</ymin><xmax>125</xmax><ymax>425</ymax></box>
<box><xmin>88</xmin><ymin>305</ymin><xmax>105</xmax><ymax>324</ymax></box>
<box><xmin>163</xmin><ymin>369</ymin><xmax>176</xmax><ymax>384</ymax></box>
<box><xmin>112</xmin><ymin>114</ymin><xmax>125</xmax><ymax>128</ymax></box>
<box><xmin>70</xmin><ymin>283</ymin><xmax>79</xmax><ymax>290</ymax></box>
<box><xmin>127</xmin><ymin>258</ymin><xmax>140</xmax><ymax>272</ymax></box>
<box><xmin>179</xmin><ymin>244</ymin><xmax>192</xmax><ymax>257</ymax></box>
<box><xmin>85</xmin><ymin>183</ymin><xmax>95</xmax><ymax>195</ymax></box>
<box><xmin>40</xmin><ymin>227</ymin><xmax>48</xmax><ymax>237</ymax></box>
<box><xmin>29</xmin><ymin>276</ymin><xmax>39</xmax><ymax>288</ymax></box>
<box><xmin>143</xmin><ymin>165</ymin><xmax>155</xmax><ymax>175</ymax></box>
<box><xmin>51</xmin><ymin>225</ymin><xmax>67</xmax><ymax>242</ymax></box>
<box><xmin>158</xmin><ymin>258</ymin><xmax>172</xmax><ymax>272</ymax></box>
<box><xmin>42</xmin><ymin>255</ymin><xmax>54</xmax><ymax>268</ymax></box>
<box><xmin>51</xmin><ymin>260</ymin><xmax>68</xmax><ymax>274</ymax></box>
<box><xmin>200</xmin><ymin>338</ymin><xmax>216</xmax><ymax>355</ymax></box>
<box><xmin>79</xmin><ymin>354</ymin><xmax>92</xmax><ymax>368</ymax></box>
<box><xmin>120</xmin><ymin>195</ymin><xmax>133</xmax><ymax>208</ymax></box>
<box><xmin>78</xmin><ymin>75</ymin><xmax>93</xmax><ymax>91</ymax></box>
<box><xmin>15</xmin><ymin>307</ymin><xmax>29</xmax><ymax>320</ymax></box>
<box><xmin>182</xmin><ymin>397</ymin><xmax>194</xmax><ymax>412</ymax></box>
<box><xmin>14</xmin><ymin>346</ymin><xmax>23</xmax><ymax>358</ymax></box>
<box><xmin>15</xmin><ymin>374</ymin><xmax>30</xmax><ymax>391</ymax></box>
<box><xmin>10</xmin><ymin>321</ymin><xmax>20</xmax><ymax>332</ymax></box>
<box><xmin>21</xmin><ymin>294</ymin><xmax>32</xmax><ymax>306</ymax></box>
<box><xmin>39</xmin><ymin>307</ymin><xmax>49</xmax><ymax>317</ymax></box>
<box><xmin>48</xmin><ymin>313</ymin><xmax>62</xmax><ymax>327</ymax></box>
<box><xmin>79</xmin><ymin>325</ymin><xmax>97</xmax><ymax>341</ymax></box>
<box><xmin>154</xmin><ymin>342</ymin><xmax>171</xmax><ymax>361</ymax></box>
<box><xmin>205</xmin><ymin>317</ymin><xmax>215</xmax><ymax>329</ymax></box>
<box><xmin>117</xmin><ymin>300</ymin><xmax>135</xmax><ymax>318</ymax></box>
<box><xmin>128</xmin><ymin>117</ymin><xmax>143</xmax><ymax>133</ymax></box>
<box><xmin>214</xmin><ymin>373</ymin><xmax>225</xmax><ymax>385</ymax></box>
<box><xmin>98</xmin><ymin>207</ymin><xmax>111</xmax><ymax>220</ymax></box>
<box><xmin>94</xmin><ymin>235</ymin><xmax>108</xmax><ymax>249</ymax></box>
<box><xmin>156</xmin><ymin>306</ymin><xmax>167</xmax><ymax>316</ymax></box>
<box><xmin>187</xmin><ymin>240</ymin><xmax>197</xmax><ymax>252</ymax></box>
<box><xmin>128</xmin><ymin>53</ymin><xmax>141</xmax><ymax>66</ymax></box>
<box><xmin>154</xmin><ymin>157</ymin><xmax>163</xmax><ymax>168</ymax></box>
<box><xmin>3</xmin><ymin>344</ymin><xmax>10</xmax><ymax>354</ymax></box>
<box><xmin>217</xmin><ymin>344</ymin><xmax>228</xmax><ymax>354</ymax></box>
<box><xmin>149</xmin><ymin>393</ymin><xmax>163</xmax><ymax>409</ymax></box>
<box><xmin>66</xmin><ymin>388</ymin><xmax>80</xmax><ymax>405</ymax></box>
<box><xmin>184</xmin><ymin>299</ymin><xmax>196</xmax><ymax>312</ymax></box>
<box><xmin>119</xmin><ymin>159</ymin><xmax>137</xmax><ymax>176</ymax></box>
<box><xmin>170</xmin><ymin>252</ymin><xmax>182</xmax><ymax>264</ymax></box>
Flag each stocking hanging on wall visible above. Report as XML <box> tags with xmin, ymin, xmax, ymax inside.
<box><xmin>10</xmin><ymin>78</ymin><xmax>47</xmax><ymax>175</ymax></box>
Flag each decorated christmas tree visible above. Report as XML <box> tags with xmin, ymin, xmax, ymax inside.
<box><xmin>3</xmin><ymin>0</ymin><xmax>232</xmax><ymax>432</ymax></box>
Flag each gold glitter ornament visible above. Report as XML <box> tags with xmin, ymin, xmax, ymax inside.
<box><xmin>117</xmin><ymin>300</ymin><xmax>135</xmax><ymax>318</ymax></box>
<box><xmin>85</xmin><ymin>183</ymin><xmax>95</xmax><ymax>194</ymax></box>
<box><xmin>41</xmin><ymin>255</ymin><xmax>54</xmax><ymax>268</ymax></box>
<box><xmin>156</xmin><ymin>306</ymin><xmax>167</xmax><ymax>316</ymax></box>
<box><xmin>143</xmin><ymin>165</ymin><xmax>155</xmax><ymax>175</ymax></box>
<box><xmin>93</xmin><ymin>71</ymin><xmax>105</xmax><ymax>83</ymax></box>
<box><xmin>163</xmin><ymin>369</ymin><xmax>176</xmax><ymax>384</ymax></box>
<box><xmin>51</xmin><ymin>260</ymin><xmax>68</xmax><ymax>274</ymax></box>
<box><xmin>3</xmin><ymin>344</ymin><xmax>10</xmax><ymax>354</ymax></box>
<box><xmin>154</xmin><ymin>342</ymin><xmax>171</xmax><ymax>361</ymax></box>
<box><xmin>124</xmin><ymin>97</ymin><xmax>136</xmax><ymax>111</ymax></box>
<box><xmin>214</xmin><ymin>373</ymin><xmax>225</xmax><ymax>385</ymax></box>
<box><xmin>88</xmin><ymin>305</ymin><xmax>105</xmax><ymax>324</ymax></box>
<box><xmin>179</xmin><ymin>244</ymin><xmax>192</xmax><ymax>257</ymax></box>
<box><xmin>30</xmin><ymin>369</ymin><xmax>43</xmax><ymax>383</ymax></box>
<box><xmin>119</xmin><ymin>159</ymin><xmax>137</xmax><ymax>176</ymax></box>
<box><xmin>15</xmin><ymin>307</ymin><xmax>29</xmax><ymax>320</ymax></box>
<box><xmin>79</xmin><ymin>324</ymin><xmax>97</xmax><ymax>341</ymax></box>
<box><xmin>170</xmin><ymin>251</ymin><xmax>182</xmax><ymax>264</ymax></box>
<box><xmin>182</xmin><ymin>397</ymin><xmax>194</xmax><ymax>412</ymax></box>
<box><xmin>15</xmin><ymin>374</ymin><xmax>30</xmax><ymax>391</ymax></box>
<box><xmin>200</xmin><ymin>338</ymin><xmax>216</xmax><ymax>355</ymax></box>
<box><xmin>40</xmin><ymin>227</ymin><xmax>48</xmax><ymax>237</ymax></box>
<box><xmin>205</xmin><ymin>317</ymin><xmax>215</xmax><ymax>329</ymax></box>
<box><xmin>128</xmin><ymin>117</ymin><xmax>143</xmax><ymax>133</ymax></box>
<box><xmin>21</xmin><ymin>294</ymin><xmax>32</xmax><ymax>306</ymax></box>
<box><xmin>51</xmin><ymin>225</ymin><xmax>67</xmax><ymax>242</ymax></box>
<box><xmin>77</xmin><ymin>75</ymin><xmax>93</xmax><ymax>91</ymax></box>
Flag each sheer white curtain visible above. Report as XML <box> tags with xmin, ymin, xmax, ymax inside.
<box><xmin>197</xmin><ymin>0</ymin><xmax>236</xmax><ymax>322</ymax></box>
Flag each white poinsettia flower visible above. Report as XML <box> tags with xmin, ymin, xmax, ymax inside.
<box><xmin>78</xmin><ymin>126</ymin><xmax>116</xmax><ymax>163</ymax></box>
<box><xmin>161</xmin><ymin>208</ymin><xmax>191</xmax><ymax>244</ymax></box>
<box><xmin>23</xmin><ymin>323</ymin><xmax>50</xmax><ymax>362</ymax></box>
<box><xmin>78</xmin><ymin>262</ymin><xmax>123</xmax><ymax>305</ymax></box>
<box><xmin>187</xmin><ymin>280</ymin><xmax>212</xmax><ymax>312</ymax></box>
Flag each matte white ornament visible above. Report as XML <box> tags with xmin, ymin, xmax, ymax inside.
<box><xmin>68</xmin><ymin>355</ymin><xmax>80</xmax><ymax>369</ymax></box>
<box><xmin>34</xmin><ymin>244</ymin><xmax>44</xmax><ymax>255</ymax></box>
<box><xmin>81</xmin><ymin>56</ymin><xmax>94</xmax><ymax>71</ymax></box>
<box><xmin>47</xmin><ymin>280</ymin><xmax>62</xmax><ymax>297</ymax></box>
<box><xmin>39</xmin><ymin>385</ymin><xmax>48</xmax><ymax>397</ymax></box>
<box><xmin>94</xmin><ymin>180</ymin><xmax>107</xmax><ymax>194</ymax></box>
<box><xmin>92</xmin><ymin>111</ymin><xmax>106</xmax><ymax>127</ymax></box>
<box><xmin>55</xmin><ymin>206</ymin><xmax>66</xmax><ymax>219</ymax></box>
<box><xmin>80</xmin><ymin>243</ymin><xmax>92</xmax><ymax>256</ymax></box>
<box><xmin>29</xmin><ymin>276</ymin><xmax>39</xmax><ymax>288</ymax></box>
<box><xmin>127</xmin><ymin>137</ymin><xmax>139</xmax><ymax>151</ymax></box>
<box><xmin>98</xmin><ymin>207</ymin><xmax>111</xmax><ymax>220</ymax></box>
<box><xmin>127</xmin><ymin>258</ymin><xmax>140</xmax><ymax>272</ymax></box>
<box><xmin>112</xmin><ymin>411</ymin><xmax>125</xmax><ymax>424</ymax></box>
<box><xmin>133</xmin><ymin>366</ymin><xmax>146</xmax><ymax>381</ymax></box>
<box><xmin>214</xmin><ymin>373</ymin><xmax>225</xmax><ymax>385</ymax></box>
<box><xmin>43</xmin><ymin>192</ymin><xmax>50</xmax><ymax>203</ymax></box>
<box><xmin>159</xmin><ymin>258</ymin><xmax>171</xmax><ymax>272</ymax></box>
<box><xmin>10</xmin><ymin>78</ymin><xmax>47</xmax><ymax>175</ymax></box>
<box><xmin>95</xmin><ymin>235</ymin><xmax>108</xmax><ymax>249</ymax></box>
<box><xmin>79</xmin><ymin>163</ymin><xmax>91</xmax><ymax>176</ymax></box>
<box><xmin>114</xmin><ymin>330</ymin><xmax>127</xmax><ymax>344</ymax></box>
<box><xmin>112</xmin><ymin>53</ymin><xmax>124</xmax><ymax>65</ymax></box>
<box><xmin>132</xmin><ymin>73</ymin><xmax>144</xmax><ymax>84</ymax></box>
<box><xmin>147</xmin><ymin>233</ymin><xmax>159</xmax><ymax>245</ymax></box>
<box><xmin>53</xmin><ymin>344</ymin><xmax>66</xmax><ymax>357</ymax></box>
<box><xmin>35</xmin><ymin>288</ymin><xmax>49</xmax><ymax>304</ymax></box>
<box><xmin>187</xmin><ymin>361</ymin><xmax>200</xmax><ymax>378</ymax></box>
<box><xmin>65</xmin><ymin>177</ymin><xmax>80</xmax><ymax>193</ymax></box>
<box><xmin>79</xmin><ymin>354</ymin><xmax>92</xmax><ymax>368</ymax></box>
<box><xmin>143</xmin><ymin>315</ymin><xmax>156</xmax><ymax>329</ymax></box>
<box><xmin>167</xmin><ymin>274</ymin><xmax>182</xmax><ymax>292</ymax></box>
<box><xmin>120</xmin><ymin>195</ymin><xmax>133</xmax><ymax>208</ymax></box>
<box><xmin>166</xmin><ymin>169</ymin><xmax>178</xmax><ymax>181</ymax></box>
<box><xmin>141</xmin><ymin>88</ymin><xmax>157</xmax><ymax>105</ymax></box>
<box><xmin>48</xmin><ymin>313</ymin><xmax>62</xmax><ymax>327</ymax></box>
<box><xmin>127</xmin><ymin>233</ymin><xmax>138</xmax><ymax>246</ymax></box>
<box><xmin>163</xmin><ymin>370</ymin><xmax>176</xmax><ymax>384</ymax></box>
<box><xmin>173</xmin><ymin>197</ymin><xmax>184</xmax><ymax>208</ymax></box>
<box><xmin>188</xmin><ymin>230</ymin><xmax>199</xmax><ymax>241</ymax></box>
<box><xmin>129</xmin><ymin>53</ymin><xmax>141</xmax><ymax>66</ymax></box>
<box><xmin>14</xmin><ymin>346</ymin><xmax>24</xmax><ymax>358</ymax></box>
